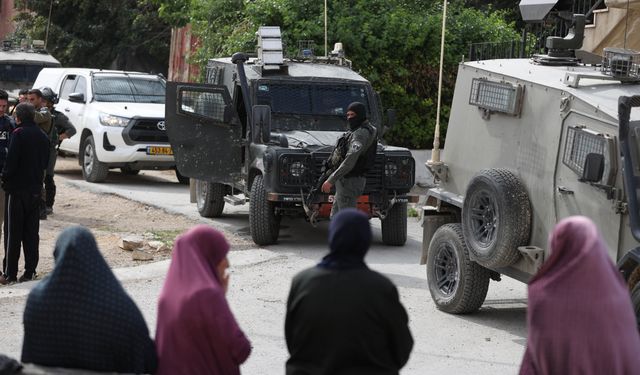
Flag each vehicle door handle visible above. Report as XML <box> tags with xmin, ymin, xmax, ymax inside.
<box><xmin>558</xmin><ymin>186</ymin><xmax>574</xmax><ymax>195</ymax></box>
<box><xmin>64</xmin><ymin>108</ymin><xmax>70</xmax><ymax>112</ymax></box>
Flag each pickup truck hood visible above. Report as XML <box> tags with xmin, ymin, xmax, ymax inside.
<box><xmin>91</xmin><ymin>102</ymin><xmax>165</xmax><ymax>119</ymax></box>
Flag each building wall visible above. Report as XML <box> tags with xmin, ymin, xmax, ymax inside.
<box><xmin>0</xmin><ymin>0</ymin><xmax>17</xmax><ymax>41</ymax></box>
<box><xmin>168</xmin><ymin>25</ymin><xmax>200</xmax><ymax>83</ymax></box>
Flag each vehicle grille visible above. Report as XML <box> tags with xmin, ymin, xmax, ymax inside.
<box><xmin>311</xmin><ymin>153</ymin><xmax>388</xmax><ymax>192</ymax></box>
<box><xmin>127</xmin><ymin>119</ymin><xmax>168</xmax><ymax>143</ymax></box>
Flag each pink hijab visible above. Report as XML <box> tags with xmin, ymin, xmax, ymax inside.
<box><xmin>155</xmin><ymin>225</ymin><xmax>251</xmax><ymax>375</ymax></box>
<box><xmin>520</xmin><ymin>216</ymin><xmax>640</xmax><ymax>374</ymax></box>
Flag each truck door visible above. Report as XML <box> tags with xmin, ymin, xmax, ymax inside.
<box><xmin>165</xmin><ymin>82</ymin><xmax>242</xmax><ymax>183</ymax></box>
<box><xmin>554</xmin><ymin>112</ymin><xmax>621</xmax><ymax>255</ymax></box>
<box><xmin>57</xmin><ymin>74</ymin><xmax>87</xmax><ymax>153</ymax></box>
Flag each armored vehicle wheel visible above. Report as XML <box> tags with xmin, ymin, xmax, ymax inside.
<box><xmin>382</xmin><ymin>202</ymin><xmax>408</xmax><ymax>246</ymax></box>
<box><xmin>175</xmin><ymin>169</ymin><xmax>189</xmax><ymax>185</ymax></box>
<box><xmin>82</xmin><ymin>135</ymin><xmax>109</xmax><ymax>183</ymax></box>
<box><xmin>426</xmin><ymin>223</ymin><xmax>490</xmax><ymax>313</ymax></box>
<box><xmin>249</xmin><ymin>175</ymin><xmax>280</xmax><ymax>245</ymax></box>
<box><xmin>120</xmin><ymin>165</ymin><xmax>140</xmax><ymax>175</ymax></box>
<box><xmin>462</xmin><ymin>169</ymin><xmax>531</xmax><ymax>269</ymax></box>
<box><xmin>632</xmin><ymin>282</ymin><xmax>640</xmax><ymax>330</ymax></box>
<box><xmin>195</xmin><ymin>180</ymin><xmax>225</xmax><ymax>218</ymax></box>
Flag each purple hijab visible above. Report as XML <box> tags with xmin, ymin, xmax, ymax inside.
<box><xmin>519</xmin><ymin>216</ymin><xmax>640</xmax><ymax>374</ymax></box>
<box><xmin>155</xmin><ymin>225</ymin><xmax>251</xmax><ymax>375</ymax></box>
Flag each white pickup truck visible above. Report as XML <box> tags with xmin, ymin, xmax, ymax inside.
<box><xmin>33</xmin><ymin>68</ymin><xmax>180</xmax><ymax>183</ymax></box>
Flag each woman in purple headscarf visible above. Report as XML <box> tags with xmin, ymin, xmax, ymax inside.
<box><xmin>155</xmin><ymin>225</ymin><xmax>251</xmax><ymax>375</ymax></box>
<box><xmin>520</xmin><ymin>216</ymin><xmax>640</xmax><ymax>374</ymax></box>
<box><xmin>285</xmin><ymin>208</ymin><xmax>413</xmax><ymax>375</ymax></box>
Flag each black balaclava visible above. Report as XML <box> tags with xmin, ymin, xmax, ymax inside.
<box><xmin>347</xmin><ymin>102</ymin><xmax>367</xmax><ymax>130</ymax></box>
<box><xmin>317</xmin><ymin>208</ymin><xmax>371</xmax><ymax>270</ymax></box>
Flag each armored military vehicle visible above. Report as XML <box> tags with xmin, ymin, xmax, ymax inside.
<box><xmin>421</xmin><ymin>10</ymin><xmax>640</xmax><ymax>320</ymax></box>
<box><xmin>0</xmin><ymin>39</ymin><xmax>61</xmax><ymax>103</ymax></box>
<box><xmin>165</xmin><ymin>27</ymin><xmax>416</xmax><ymax>246</ymax></box>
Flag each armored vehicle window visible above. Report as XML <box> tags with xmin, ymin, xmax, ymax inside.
<box><xmin>255</xmin><ymin>82</ymin><xmax>370</xmax><ymax>117</ymax></box>
<box><xmin>563</xmin><ymin>126</ymin><xmax>616</xmax><ymax>185</ymax></box>
<box><xmin>0</xmin><ymin>64</ymin><xmax>44</xmax><ymax>83</ymax></box>
<box><xmin>179</xmin><ymin>89</ymin><xmax>226</xmax><ymax>122</ymax></box>
<box><xmin>93</xmin><ymin>76</ymin><xmax>165</xmax><ymax>104</ymax></box>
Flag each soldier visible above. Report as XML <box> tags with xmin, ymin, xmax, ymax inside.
<box><xmin>27</xmin><ymin>89</ymin><xmax>53</xmax><ymax>220</ymax></box>
<box><xmin>40</xmin><ymin>87</ymin><xmax>76</xmax><ymax>215</ymax></box>
<box><xmin>321</xmin><ymin>102</ymin><xmax>377</xmax><ymax>218</ymax></box>
<box><xmin>0</xmin><ymin>90</ymin><xmax>15</xmax><ymax>255</ymax></box>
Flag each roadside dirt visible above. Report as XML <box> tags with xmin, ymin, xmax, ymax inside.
<box><xmin>24</xmin><ymin>156</ymin><xmax>251</xmax><ymax>278</ymax></box>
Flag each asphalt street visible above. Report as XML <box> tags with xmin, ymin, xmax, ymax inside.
<box><xmin>0</xmin><ymin>165</ymin><xmax>528</xmax><ymax>374</ymax></box>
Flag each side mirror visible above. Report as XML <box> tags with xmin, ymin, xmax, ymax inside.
<box><xmin>580</xmin><ymin>153</ymin><xmax>604</xmax><ymax>183</ymax></box>
<box><xmin>386</xmin><ymin>108</ymin><xmax>397</xmax><ymax>129</ymax></box>
<box><xmin>252</xmin><ymin>105</ymin><xmax>271</xmax><ymax>144</ymax></box>
<box><xmin>68</xmin><ymin>92</ymin><xmax>85</xmax><ymax>103</ymax></box>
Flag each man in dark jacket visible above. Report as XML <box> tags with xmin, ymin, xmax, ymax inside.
<box><xmin>0</xmin><ymin>103</ymin><xmax>50</xmax><ymax>284</ymax></box>
<box><xmin>285</xmin><ymin>209</ymin><xmax>413</xmax><ymax>375</ymax></box>
<box><xmin>321</xmin><ymin>102</ymin><xmax>377</xmax><ymax>218</ymax></box>
<box><xmin>0</xmin><ymin>90</ymin><xmax>15</xmax><ymax>258</ymax></box>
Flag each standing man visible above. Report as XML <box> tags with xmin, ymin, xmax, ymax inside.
<box><xmin>321</xmin><ymin>102</ymin><xmax>377</xmax><ymax>218</ymax></box>
<box><xmin>0</xmin><ymin>103</ymin><xmax>50</xmax><ymax>284</ymax></box>
<box><xmin>40</xmin><ymin>87</ymin><xmax>76</xmax><ymax>215</ymax></box>
<box><xmin>27</xmin><ymin>89</ymin><xmax>53</xmax><ymax>220</ymax></box>
<box><xmin>0</xmin><ymin>90</ymin><xmax>15</xmax><ymax>259</ymax></box>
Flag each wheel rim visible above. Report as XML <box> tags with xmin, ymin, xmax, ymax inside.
<box><xmin>433</xmin><ymin>242</ymin><xmax>459</xmax><ymax>297</ymax></box>
<box><xmin>83</xmin><ymin>142</ymin><xmax>94</xmax><ymax>175</ymax></box>
<box><xmin>468</xmin><ymin>189</ymin><xmax>498</xmax><ymax>247</ymax></box>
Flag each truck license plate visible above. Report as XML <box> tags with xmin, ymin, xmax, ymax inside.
<box><xmin>147</xmin><ymin>146</ymin><xmax>173</xmax><ymax>155</ymax></box>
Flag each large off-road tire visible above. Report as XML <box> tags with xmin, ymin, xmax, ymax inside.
<box><xmin>632</xmin><ymin>282</ymin><xmax>640</xmax><ymax>330</ymax></box>
<box><xmin>426</xmin><ymin>223</ymin><xmax>490</xmax><ymax>314</ymax></box>
<box><xmin>381</xmin><ymin>201</ymin><xmax>408</xmax><ymax>246</ymax></box>
<box><xmin>249</xmin><ymin>175</ymin><xmax>280</xmax><ymax>245</ymax></box>
<box><xmin>462</xmin><ymin>169</ymin><xmax>531</xmax><ymax>269</ymax></box>
<box><xmin>195</xmin><ymin>180</ymin><xmax>226</xmax><ymax>218</ymax></box>
<box><xmin>120</xmin><ymin>165</ymin><xmax>140</xmax><ymax>175</ymax></box>
<box><xmin>175</xmin><ymin>168</ymin><xmax>190</xmax><ymax>185</ymax></box>
<box><xmin>81</xmin><ymin>135</ymin><xmax>109</xmax><ymax>183</ymax></box>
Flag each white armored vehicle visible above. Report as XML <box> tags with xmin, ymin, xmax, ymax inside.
<box><xmin>422</xmin><ymin>6</ymin><xmax>640</xmax><ymax>322</ymax></box>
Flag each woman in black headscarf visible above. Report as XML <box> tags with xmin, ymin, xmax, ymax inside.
<box><xmin>285</xmin><ymin>209</ymin><xmax>413</xmax><ymax>375</ymax></box>
<box><xmin>21</xmin><ymin>226</ymin><xmax>157</xmax><ymax>374</ymax></box>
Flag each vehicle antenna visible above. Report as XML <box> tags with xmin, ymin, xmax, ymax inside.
<box><xmin>324</xmin><ymin>0</ymin><xmax>328</xmax><ymax>57</ymax></box>
<box><xmin>428</xmin><ymin>0</ymin><xmax>447</xmax><ymax>167</ymax></box>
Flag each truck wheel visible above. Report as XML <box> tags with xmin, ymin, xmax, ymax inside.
<box><xmin>175</xmin><ymin>169</ymin><xmax>189</xmax><ymax>185</ymax></box>
<box><xmin>462</xmin><ymin>169</ymin><xmax>531</xmax><ymax>268</ymax></box>
<box><xmin>632</xmin><ymin>282</ymin><xmax>640</xmax><ymax>330</ymax></box>
<box><xmin>82</xmin><ymin>135</ymin><xmax>109</xmax><ymax>183</ymax></box>
<box><xmin>426</xmin><ymin>223</ymin><xmax>490</xmax><ymax>314</ymax></box>
<box><xmin>249</xmin><ymin>175</ymin><xmax>279</xmax><ymax>245</ymax></box>
<box><xmin>382</xmin><ymin>201</ymin><xmax>408</xmax><ymax>246</ymax></box>
<box><xmin>195</xmin><ymin>180</ymin><xmax>225</xmax><ymax>218</ymax></box>
<box><xmin>120</xmin><ymin>165</ymin><xmax>140</xmax><ymax>175</ymax></box>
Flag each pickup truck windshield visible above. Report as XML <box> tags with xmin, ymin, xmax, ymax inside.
<box><xmin>93</xmin><ymin>76</ymin><xmax>166</xmax><ymax>104</ymax></box>
<box><xmin>255</xmin><ymin>82</ymin><xmax>370</xmax><ymax>117</ymax></box>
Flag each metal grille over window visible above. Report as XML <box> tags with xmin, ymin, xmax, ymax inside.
<box><xmin>563</xmin><ymin>126</ymin><xmax>607</xmax><ymax>177</ymax></box>
<box><xmin>180</xmin><ymin>90</ymin><xmax>225</xmax><ymax>122</ymax></box>
<box><xmin>601</xmin><ymin>48</ymin><xmax>640</xmax><ymax>80</ymax></box>
<box><xmin>469</xmin><ymin>78</ymin><xmax>524</xmax><ymax>116</ymax></box>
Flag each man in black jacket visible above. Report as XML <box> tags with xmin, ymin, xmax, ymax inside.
<box><xmin>0</xmin><ymin>103</ymin><xmax>50</xmax><ymax>284</ymax></box>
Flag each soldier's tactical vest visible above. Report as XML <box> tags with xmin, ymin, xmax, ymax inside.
<box><xmin>345</xmin><ymin>122</ymin><xmax>377</xmax><ymax>178</ymax></box>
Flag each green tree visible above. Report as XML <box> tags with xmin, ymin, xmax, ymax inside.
<box><xmin>15</xmin><ymin>0</ymin><xmax>170</xmax><ymax>74</ymax></box>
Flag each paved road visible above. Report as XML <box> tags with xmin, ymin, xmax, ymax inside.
<box><xmin>0</xmin><ymin>160</ymin><xmax>528</xmax><ymax>374</ymax></box>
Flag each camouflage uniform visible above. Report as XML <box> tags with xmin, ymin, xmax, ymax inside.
<box><xmin>327</xmin><ymin>119</ymin><xmax>377</xmax><ymax>218</ymax></box>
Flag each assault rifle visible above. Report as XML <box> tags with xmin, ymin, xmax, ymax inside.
<box><xmin>302</xmin><ymin>133</ymin><xmax>350</xmax><ymax>223</ymax></box>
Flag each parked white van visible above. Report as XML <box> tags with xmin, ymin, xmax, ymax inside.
<box><xmin>32</xmin><ymin>68</ymin><xmax>179</xmax><ymax>182</ymax></box>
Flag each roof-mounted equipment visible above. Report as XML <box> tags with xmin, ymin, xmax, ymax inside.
<box><xmin>602</xmin><ymin>48</ymin><xmax>640</xmax><ymax>79</ymax></box>
<box><xmin>532</xmin><ymin>14</ymin><xmax>585</xmax><ymax>66</ymax></box>
<box><xmin>257</xmin><ymin>26</ymin><xmax>284</xmax><ymax>70</ymax></box>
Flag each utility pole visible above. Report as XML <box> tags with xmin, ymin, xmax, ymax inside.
<box><xmin>324</xmin><ymin>0</ymin><xmax>328</xmax><ymax>57</ymax></box>
<box><xmin>45</xmin><ymin>0</ymin><xmax>54</xmax><ymax>49</ymax></box>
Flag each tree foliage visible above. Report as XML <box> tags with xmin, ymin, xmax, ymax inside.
<box><xmin>14</xmin><ymin>0</ymin><xmax>171</xmax><ymax>74</ymax></box>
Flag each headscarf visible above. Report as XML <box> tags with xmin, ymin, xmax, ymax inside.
<box><xmin>21</xmin><ymin>226</ymin><xmax>157</xmax><ymax>374</ymax></box>
<box><xmin>347</xmin><ymin>102</ymin><xmax>367</xmax><ymax>130</ymax></box>
<box><xmin>155</xmin><ymin>225</ymin><xmax>251</xmax><ymax>375</ymax></box>
<box><xmin>519</xmin><ymin>216</ymin><xmax>640</xmax><ymax>375</ymax></box>
<box><xmin>318</xmin><ymin>208</ymin><xmax>371</xmax><ymax>270</ymax></box>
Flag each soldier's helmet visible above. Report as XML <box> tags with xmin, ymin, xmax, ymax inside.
<box><xmin>40</xmin><ymin>87</ymin><xmax>59</xmax><ymax>104</ymax></box>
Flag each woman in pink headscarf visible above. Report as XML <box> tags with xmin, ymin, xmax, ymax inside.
<box><xmin>155</xmin><ymin>225</ymin><xmax>251</xmax><ymax>375</ymax></box>
<box><xmin>520</xmin><ymin>216</ymin><xmax>640</xmax><ymax>374</ymax></box>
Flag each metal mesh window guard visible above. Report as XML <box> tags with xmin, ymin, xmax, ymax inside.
<box><xmin>563</xmin><ymin>126</ymin><xmax>606</xmax><ymax>176</ymax></box>
<box><xmin>469</xmin><ymin>78</ymin><xmax>522</xmax><ymax>115</ymax></box>
<box><xmin>180</xmin><ymin>90</ymin><xmax>226</xmax><ymax>122</ymax></box>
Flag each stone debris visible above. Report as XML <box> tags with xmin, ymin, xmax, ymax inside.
<box><xmin>118</xmin><ymin>238</ymin><xmax>143</xmax><ymax>251</ymax></box>
<box><xmin>132</xmin><ymin>249</ymin><xmax>154</xmax><ymax>261</ymax></box>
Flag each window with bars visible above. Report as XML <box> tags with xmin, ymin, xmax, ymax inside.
<box><xmin>563</xmin><ymin>126</ymin><xmax>614</xmax><ymax>183</ymax></box>
<box><xmin>179</xmin><ymin>89</ymin><xmax>226</xmax><ymax>122</ymax></box>
<box><xmin>469</xmin><ymin>78</ymin><xmax>524</xmax><ymax>116</ymax></box>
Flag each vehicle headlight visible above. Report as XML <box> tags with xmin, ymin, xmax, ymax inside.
<box><xmin>99</xmin><ymin>113</ymin><xmax>130</xmax><ymax>127</ymax></box>
<box><xmin>385</xmin><ymin>161</ymin><xmax>398</xmax><ymax>177</ymax></box>
<box><xmin>290</xmin><ymin>161</ymin><xmax>307</xmax><ymax>177</ymax></box>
